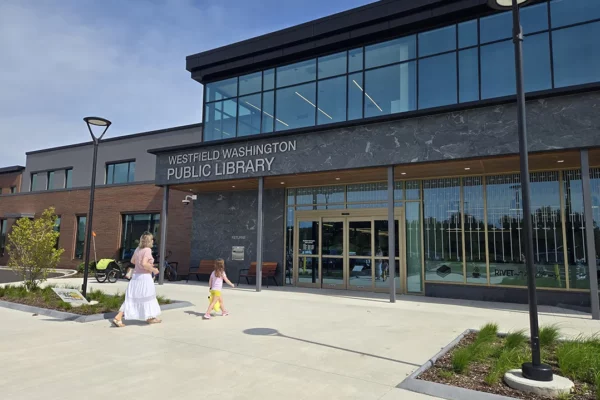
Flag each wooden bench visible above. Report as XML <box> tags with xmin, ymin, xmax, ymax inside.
<box><xmin>186</xmin><ymin>259</ymin><xmax>216</xmax><ymax>283</ymax></box>
<box><xmin>238</xmin><ymin>262</ymin><xmax>279</xmax><ymax>287</ymax></box>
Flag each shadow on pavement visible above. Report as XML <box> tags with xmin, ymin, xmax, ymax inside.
<box><xmin>243</xmin><ymin>327</ymin><xmax>422</xmax><ymax>368</ymax></box>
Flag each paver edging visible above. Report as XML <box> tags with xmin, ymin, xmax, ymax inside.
<box><xmin>0</xmin><ymin>299</ymin><xmax>194</xmax><ymax>323</ymax></box>
<box><xmin>397</xmin><ymin>329</ymin><xmax>516</xmax><ymax>400</ymax></box>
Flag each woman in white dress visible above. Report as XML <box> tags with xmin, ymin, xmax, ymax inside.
<box><xmin>111</xmin><ymin>232</ymin><xmax>162</xmax><ymax>327</ymax></box>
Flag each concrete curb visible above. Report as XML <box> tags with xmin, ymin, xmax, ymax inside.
<box><xmin>0</xmin><ymin>299</ymin><xmax>194</xmax><ymax>323</ymax></box>
<box><xmin>397</xmin><ymin>329</ymin><xmax>515</xmax><ymax>400</ymax></box>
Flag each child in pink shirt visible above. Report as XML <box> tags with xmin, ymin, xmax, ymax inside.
<box><xmin>204</xmin><ymin>258</ymin><xmax>235</xmax><ymax>319</ymax></box>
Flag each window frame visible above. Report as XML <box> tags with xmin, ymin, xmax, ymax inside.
<box><xmin>105</xmin><ymin>160</ymin><xmax>136</xmax><ymax>185</ymax></box>
<box><xmin>74</xmin><ymin>215</ymin><xmax>87</xmax><ymax>260</ymax></box>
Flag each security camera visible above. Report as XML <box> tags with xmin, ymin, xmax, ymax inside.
<box><xmin>182</xmin><ymin>194</ymin><xmax>197</xmax><ymax>205</ymax></box>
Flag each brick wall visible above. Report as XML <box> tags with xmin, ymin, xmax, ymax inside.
<box><xmin>0</xmin><ymin>172</ymin><xmax>22</xmax><ymax>194</ymax></box>
<box><xmin>0</xmin><ymin>184</ymin><xmax>192</xmax><ymax>272</ymax></box>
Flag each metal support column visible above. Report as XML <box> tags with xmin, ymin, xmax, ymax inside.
<box><xmin>388</xmin><ymin>166</ymin><xmax>396</xmax><ymax>303</ymax></box>
<box><xmin>158</xmin><ymin>186</ymin><xmax>169</xmax><ymax>286</ymax></box>
<box><xmin>256</xmin><ymin>177</ymin><xmax>264</xmax><ymax>292</ymax></box>
<box><xmin>581</xmin><ymin>150</ymin><xmax>600</xmax><ymax>320</ymax></box>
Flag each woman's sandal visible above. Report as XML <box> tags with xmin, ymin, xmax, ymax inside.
<box><xmin>111</xmin><ymin>319</ymin><xmax>125</xmax><ymax>328</ymax></box>
<box><xmin>147</xmin><ymin>318</ymin><xmax>162</xmax><ymax>324</ymax></box>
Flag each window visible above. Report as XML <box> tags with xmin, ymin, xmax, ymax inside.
<box><xmin>0</xmin><ymin>219</ymin><xmax>6</xmax><ymax>256</ymax></box>
<box><xmin>75</xmin><ymin>216</ymin><xmax>87</xmax><ymax>259</ymax></box>
<box><xmin>106</xmin><ymin>161</ymin><xmax>135</xmax><ymax>184</ymax></box>
<box><xmin>364</xmin><ymin>62</ymin><xmax>417</xmax><ymax>118</ymax></box>
<box><xmin>10</xmin><ymin>186</ymin><xmax>16</xmax><ymax>194</ymax></box>
<box><xmin>552</xmin><ymin>22</ymin><xmax>600</xmax><ymax>88</ymax></box>
<box><xmin>121</xmin><ymin>214</ymin><xmax>160</xmax><ymax>260</ymax></box>
<box><xmin>65</xmin><ymin>168</ymin><xmax>73</xmax><ymax>189</ymax></box>
<box><xmin>199</xmin><ymin>1</ymin><xmax>598</xmax><ymax>142</ymax></box>
<box><xmin>348</xmin><ymin>73</ymin><xmax>364</xmax><ymax>121</ymax></box>
<box><xmin>459</xmin><ymin>20</ymin><xmax>478</xmax><ymax>48</ymax></box>
<box><xmin>318</xmin><ymin>52</ymin><xmax>347</xmax><ymax>79</ymax></box>
<box><xmin>463</xmin><ymin>177</ymin><xmax>487</xmax><ymax>284</ymax></box>
<box><xmin>30</xmin><ymin>173</ymin><xmax>38</xmax><ymax>191</ymax></box>
<box><xmin>551</xmin><ymin>0</ymin><xmax>600</xmax><ymax>28</ymax></box>
<box><xmin>205</xmin><ymin>77</ymin><xmax>237</xmax><ymax>102</ymax></box>
<box><xmin>481</xmin><ymin>33</ymin><xmax>551</xmax><ymax>99</ymax></box>
<box><xmin>459</xmin><ymin>48</ymin><xmax>480</xmax><ymax>103</ymax></box>
<box><xmin>238</xmin><ymin>93</ymin><xmax>262</xmax><ymax>136</ymax></box>
<box><xmin>275</xmin><ymin>82</ymin><xmax>316</xmax><ymax>131</ymax></box>
<box><xmin>423</xmin><ymin>178</ymin><xmax>463</xmax><ymax>283</ymax></box>
<box><xmin>418</xmin><ymin>25</ymin><xmax>456</xmax><ymax>58</ymax></box>
<box><xmin>204</xmin><ymin>99</ymin><xmax>238</xmax><ymax>141</ymax></box>
<box><xmin>47</xmin><ymin>171</ymin><xmax>54</xmax><ymax>190</ymax></box>
<box><xmin>317</xmin><ymin>76</ymin><xmax>346</xmax><ymax>125</ymax></box>
<box><xmin>365</xmin><ymin>36</ymin><xmax>416</xmax><ymax>69</ymax></box>
<box><xmin>418</xmin><ymin>52</ymin><xmax>457</xmax><ymax>109</ymax></box>
<box><xmin>239</xmin><ymin>72</ymin><xmax>262</xmax><ymax>96</ymax></box>
<box><xmin>54</xmin><ymin>216</ymin><xmax>61</xmax><ymax>250</ymax></box>
<box><xmin>276</xmin><ymin>59</ymin><xmax>316</xmax><ymax>88</ymax></box>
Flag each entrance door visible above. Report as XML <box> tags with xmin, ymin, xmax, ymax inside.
<box><xmin>294</xmin><ymin>208</ymin><xmax>407</xmax><ymax>293</ymax></box>
<box><xmin>321</xmin><ymin>218</ymin><xmax>345</xmax><ymax>289</ymax></box>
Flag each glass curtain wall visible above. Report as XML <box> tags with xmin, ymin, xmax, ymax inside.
<box><xmin>121</xmin><ymin>214</ymin><xmax>160</xmax><ymax>260</ymax></box>
<box><xmin>203</xmin><ymin>0</ymin><xmax>600</xmax><ymax>141</ymax></box>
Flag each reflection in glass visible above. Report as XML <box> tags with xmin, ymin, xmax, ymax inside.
<box><xmin>317</xmin><ymin>76</ymin><xmax>347</xmax><ymax>125</ymax></box>
<box><xmin>347</xmin><ymin>182</ymin><xmax>387</xmax><ymax>203</ymax></box>
<box><xmin>349</xmin><ymin>258</ymin><xmax>372</xmax><ymax>289</ymax></box>
<box><xmin>287</xmin><ymin>189</ymin><xmax>295</xmax><ymax>205</ymax></box>
<box><xmin>591</xmin><ymin>168</ymin><xmax>600</xmax><ymax>290</ymax></box>
<box><xmin>374</xmin><ymin>220</ymin><xmax>390</xmax><ymax>257</ymax></box>
<box><xmin>349</xmin><ymin>221</ymin><xmax>372</xmax><ymax>256</ymax></box>
<box><xmin>364</xmin><ymin>62</ymin><xmax>417</xmax><ymax>118</ymax></box>
<box><xmin>298</xmin><ymin>221</ymin><xmax>319</xmax><ymax>255</ymax></box>
<box><xmin>239</xmin><ymin>72</ymin><xmax>262</xmax><ymax>96</ymax></box>
<box><xmin>47</xmin><ymin>171</ymin><xmax>54</xmax><ymax>190</ymax></box>
<box><xmin>459</xmin><ymin>20</ymin><xmax>478</xmax><ymax>48</ymax></box>
<box><xmin>418</xmin><ymin>53</ymin><xmax>457</xmax><ymax>109</ymax></box>
<box><xmin>263</xmin><ymin>69</ymin><xmax>275</xmax><ymax>90</ymax></box>
<box><xmin>418</xmin><ymin>25</ymin><xmax>456</xmax><ymax>58</ymax></box>
<box><xmin>520</xmin><ymin>3</ymin><xmax>549</xmax><ymax>34</ymax></box>
<box><xmin>318</xmin><ymin>52</ymin><xmax>347</xmax><ymax>79</ymax></box>
<box><xmin>552</xmin><ymin>22</ymin><xmax>600</xmax><ymax>88</ymax></box>
<box><xmin>348</xmin><ymin>73</ymin><xmax>363</xmax><ymax>121</ymax></box>
<box><xmin>406</xmin><ymin>202</ymin><xmax>423</xmax><ymax>292</ymax></box>
<box><xmin>276</xmin><ymin>59</ymin><xmax>316</xmax><ymax>88</ymax></box>
<box><xmin>238</xmin><ymin>94</ymin><xmax>261</xmax><ymax>136</ymax></box>
<box><xmin>563</xmin><ymin>170</ymin><xmax>589</xmax><ymax>289</ymax></box>
<box><xmin>204</xmin><ymin>100</ymin><xmax>238</xmax><ymax>141</ymax></box>
<box><xmin>296</xmin><ymin>186</ymin><xmax>344</xmax><ymax>205</ymax></box>
<box><xmin>322</xmin><ymin>221</ymin><xmax>344</xmax><ymax>256</ymax></box>
<box><xmin>75</xmin><ymin>216</ymin><xmax>87</xmax><ymax>259</ymax></box>
<box><xmin>275</xmin><ymin>83</ymin><xmax>316</xmax><ymax>131</ymax></box>
<box><xmin>480</xmin><ymin>11</ymin><xmax>511</xmax><ymax>44</ymax></box>
<box><xmin>486</xmin><ymin>173</ymin><xmax>566</xmax><ymax>288</ymax></box>
<box><xmin>551</xmin><ymin>0</ymin><xmax>600</xmax><ymax>28</ymax></box>
<box><xmin>349</xmin><ymin>48</ymin><xmax>363</xmax><ymax>72</ymax></box>
<box><xmin>459</xmin><ymin>48</ymin><xmax>479</xmax><ymax>103</ymax></box>
<box><xmin>65</xmin><ymin>169</ymin><xmax>72</xmax><ymax>189</ymax></box>
<box><xmin>406</xmin><ymin>181</ymin><xmax>421</xmax><ymax>200</ymax></box>
<box><xmin>365</xmin><ymin>35</ymin><xmax>416</xmax><ymax>69</ymax></box>
<box><xmin>423</xmin><ymin>178</ymin><xmax>463</xmax><ymax>283</ymax></box>
<box><xmin>322</xmin><ymin>258</ymin><xmax>344</xmax><ymax>286</ymax></box>
<box><xmin>298</xmin><ymin>257</ymin><xmax>319</xmax><ymax>284</ymax></box>
<box><xmin>206</xmin><ymin>77</ymin><xmax>237</xmax><ymax>102</ymax></box>
<box><xmin>286</xmin><ymin>207</ymin><xmax>294</xmax><ymax>285</ymax></box>
<box><xmin>262</xmin><ymin>91</ymin><xmax>275</xmax><ymax>133</ymax></box>
<box><xmin>121</xmin><ymin>214</ymin><xmax>160</xmax><ymax>259</ymax></box>
<box><xmin>464</xmin><ymin>177</ymin><xmax>487</xmax><ymax>284</ymax></box>
<box><xmin>394</xmin><ymin>181</ymin><xmax>404</xmax><ymax>201</ymax></box>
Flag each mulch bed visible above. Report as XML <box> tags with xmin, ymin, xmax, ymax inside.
<box><xmin>418</xmin><ymin>332</ymin><xmax>597</xmax><ymax>400</ymax></box>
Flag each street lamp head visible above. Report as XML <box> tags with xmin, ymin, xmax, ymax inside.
<box><xmin>487</xmin><ymin>0</ymin><xmax>534</xmax><ymax>10</ymax></box>
<box><xmin>83</xmin><ymin>116</ymin><xmax>112</xmax><ymax>141</ymax></box>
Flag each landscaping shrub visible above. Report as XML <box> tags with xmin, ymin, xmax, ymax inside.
<box><xmin>504</xmin><ymin>329</ymin><xmax>527</xmax><ymax>351</ymax></box>
<box><xmin>540</xmin><ymin>324</ymin><xmax>561</xmax><ymax>348</ymax></box>
<box><xmin>452</xmin><ymin>347</ymin><xmax>472</xmax><ymax>374</ymax></box>
<box><xmin>557</xmin><ymin>335</ymin><xmax>600</xmax><ymax>386</ymax></box>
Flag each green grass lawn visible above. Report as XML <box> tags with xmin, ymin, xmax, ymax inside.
<box><xmin>421</xmin><ymin>323</ymin><xmax>600</xmax><ymax>399</ymax></box>
<box><xmin>0</xmin><ymin>284</ymin><xmax>171</xmax><ymax>315</ymax></box>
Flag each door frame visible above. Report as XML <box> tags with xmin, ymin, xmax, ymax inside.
<box><xmin>293</xmin><ymin>208</ymin><xmax>407</xmax><ymax>293</ymax></box>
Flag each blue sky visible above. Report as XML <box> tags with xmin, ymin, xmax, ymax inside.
<box><xmin>0</xmin><ymin>0</ymin><xmax>376</xmax><ymax>166</ymax></box>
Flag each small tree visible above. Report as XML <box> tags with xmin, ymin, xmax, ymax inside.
<box><xmin>7</xmin><ymin>207</ymin><xmax>64</xmax><ymax>291</ymax></box>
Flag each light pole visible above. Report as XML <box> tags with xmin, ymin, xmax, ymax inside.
<box><xmin>81</xmin><ymin>117</ymin><xmax>111</xmax><ymax>297</ymax></box>
<box><xmin>487</xmin><ymin>0</ymin><xmax>553</xmax><ymax>382</ymax></box>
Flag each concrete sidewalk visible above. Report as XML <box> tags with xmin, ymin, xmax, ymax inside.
<box><xmin>1</xmin><ymin>277</ymin><xmax>598</xmax><ymax>400</ymax></box>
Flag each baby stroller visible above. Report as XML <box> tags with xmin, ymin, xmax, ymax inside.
<box><xmin>95</xmin><ymin>259</ymin><xmax>129</xmax><ymax>283</ymax></box>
